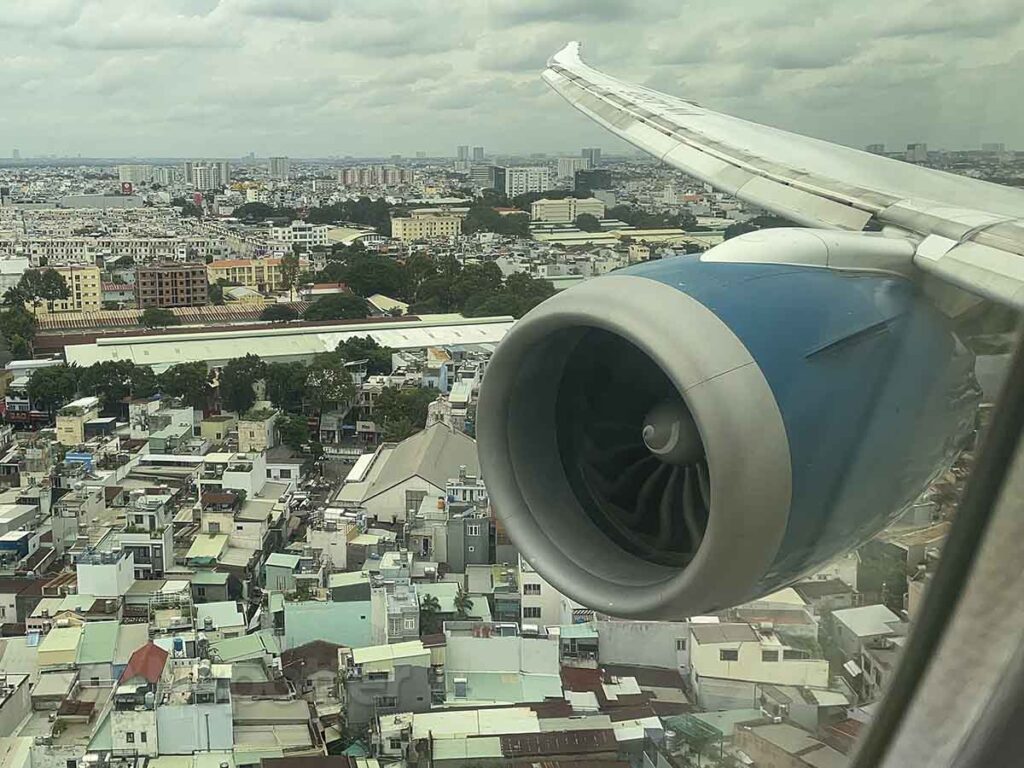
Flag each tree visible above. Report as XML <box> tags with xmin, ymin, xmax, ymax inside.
<box><xmin>219</xmin><ymin>354</ymin><xmax>266</xmax><ymax>414</ymax></box>
<box><xmin>78</xmin><ymin>361</ymin><xmax>156</xmax><ymax>406</ymax></box>
<box><xmin>304</xmin><ymin>352</ymin><xmax>354</xmax><ymax>412</ymax></box>
<box><xmin>303</xmin><ymin>293</ymin><xmax>369</xmax><ymax>322</ymax></box>
<box><xmin>27</xmin><ymin>364</ymin><xmax>78</xmax><ymax>414</ymax></box>
<box><xmin>18</xmin><ymin>268</ymin><xmax>70</xmax><ymax>314</ymax></box>
<box><xmin>265</xmin><ymin>362</ymin><xmax>308</xmax><ymax>412</ymax></box>
<box><xmin>336</xmin><ymin>336</ymin><xmax>393</xmax><ymax>375</ymax></box>
<box><xmin>0</xmin><ymin>305</ymin><xmax>37</xmax><ymax>360</ymax></box>
<box><xmin>277</xmin><ymin>412</ymin><xmax>310</xmax><ymax>451</ymax></box>
<box><xmin>574</xmin><ymin>213</ymin><xmax>602</xmax><ymax>232</ymax></box>
<box><xmin>374</xmin><ymin>386</ymin><xmax>438</xmax><ymax>441</ymax></box>
<box><xmin>260</xmin><ymin>304</ymin><xmax>299</xmax><ymax>322</ymax></box>
<box><xmin>158</xmin><ymin>362</ymin><xmax>211</xmax><ymax>409</ymax></box>
<box><xmin>419</xmin><ymin>594</ymin><xmax>442</xmax><ymax>634</ymax></box>
<box><xmin>723</xmin><ymin>221</ymin><xmax>758</xmax><ymax>240</ymax></box>
<box><xmin>140</xmin><ymin>307</ymin><xmax>179</xmax><ymax>328</ymax></box>
<box><xmin>454</xmin><ymin>586</ymin><xmax>474</xmax><ymax>620</ymax></box>
<box><xmin>280</xmin><ymin>251</ymin><xmax>301</xmax><ymax>291</ymax></box>
<box><xmin>231</xmin><ymin>202</ymin><xmax>275</xmax><ymax>221</ymax></box>
<box><xmin>341</xmin><ymin>253</ymin><xmax>406</xmax><ymax>298</ymax></box>
<box><xmin>209</xmin><ymin>281</ymin><xmax>225</xmax><ymax>305</ymax></box>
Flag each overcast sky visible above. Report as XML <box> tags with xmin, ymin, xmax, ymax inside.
<box><xmin>1</xmin><ymin>0</ymin><xmax>1021</xmax><ymax>158</ymax></box>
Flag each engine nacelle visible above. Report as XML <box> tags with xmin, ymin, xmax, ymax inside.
<box><xmin>477</xmin><ymin>250</ymin><xmax>979</xmax><ymax>619</ymax></box>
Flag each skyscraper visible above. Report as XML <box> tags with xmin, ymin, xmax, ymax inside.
<box><xmin>504</xmin><ymin>167</ymin><xmax>553</xmax><ymax>198</ymax></box>
<box><xmin>905</xmin><ymin>143</ymin><xmax>928</xmax><ymax>163</ymax></box>
<box><xmin>581</xmin><ymin>147</ymin><xmax>602</xmax><ymax>167</ymax></box>
<box><xmin>217</xmin><ymin>160</ymin><xmax>231</xmax><ymax>184</ymax></box>
<box><xmin>457</xmin><ymin>145</ymin><xmax>470</xmax><ymax>161</ymax></box>
<box><xmin>472</xmin><ymin>146</ymin><xmax>485</xmax><ymax>162</ymax></box>
<box><xmin>183</xmin><ymin>161</ymin><xmax>194</xmax><ymax>184</ymax></box>
<box><xmin>557</xmin><ymin>157</ymin><xmax>589</xmax><ymax>178</ymax></box>
<box><xmin>269</xmin><ymin>156</ymin><xmax>290</xmax><ymax>180</ymax></box>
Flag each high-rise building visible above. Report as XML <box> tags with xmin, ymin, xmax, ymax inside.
<box><xmin>905</xmin><ymin>143</ymin><xmax>928</xmax><ymax>163</ymax></box>
<box><xmin>472</xmin><ymin>146</ymin><xmax>485</xmax><ymax>162</ymax></box>
<box><xmin>154</xmin><ymin>167</ymin><xmax>176</xmax><ymax>185</ymax></box>
<box><xmin>182</xmin><ymin>161</ymin><xmax>194</xmax><ymax>184</ymax></box>
<box><xmin>191</xmin><ymin>164</ymin><xmax>222</xmax><ymax>190</ymax></box>
<box><xmin>865</xmin><ymin>144</ymin><xmax>885</xmax><ymax>154</ymax></box>
<box><xmin>117</xmin><ymin>164</ymin><xmax>153</xmax><ymax>184</ymax></box>
<box><xmin>457</xmin><ymin>145</ymin><xmax>470</xmax><ymax>162</ymax></box>
<box><xmin>135</xmin><ymin>262</ymin><xmax>209</xmax><ymax>308</ymax></box>
<box><xmin>557</xmin><ymin>157</ymin><xmax>590</xmax><ymax>178</ymax></box>
<box><xmin>217</xmin><ymin>160</ymin><xmax>231</xmax><ymax>184</ymax></box>
<box><xmin>269</xmin><ymin>156</ymin><xmax>290</xmax><ymax>181</ymax></box>
<box><xmin>504</xmin><ymin>167</ymin><xmax>553</xmax><ymax>198</ymax></box>
<box><xmin>581</xmin><ymin>147</ymin><xmax>602</xmax><ymax>167</ymax></box>
<box><xmin>470</xmin><ymin>165</ymin><xmax>505</xmax><ymax>191</ymax></box>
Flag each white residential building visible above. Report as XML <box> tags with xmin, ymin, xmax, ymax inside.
<box><xmin>504</xmin><ymin>167</ymin><xmax>553</xmax><ymax>198</ymax></box>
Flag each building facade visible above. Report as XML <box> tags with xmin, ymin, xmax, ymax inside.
<box><xmin>504</xmin><ymin>167</ymin><xmax>553</xmax><ymax>198</ymax></box>
<box><xmin>135</xmin><ymin>262</ymin><xmax>209</xmax><ymax>308</ymax></box>
<box><xmin>38</xmin><ymin>264</ymin><xmax>101</xmax><ymax>314</ymax></box>
<box><xmin>391</xmin><ymin>213</ymin><xmax>462</xmax><ymax>243</ymax></box>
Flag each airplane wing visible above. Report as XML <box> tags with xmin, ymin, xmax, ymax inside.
<box><xmin>543</xmin><ymin>42</ymin><xmax>1024</xmax><ymax>308</ymax></box>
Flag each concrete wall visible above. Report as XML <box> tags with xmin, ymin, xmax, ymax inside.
<box><xmin>111</xmin><ymin>708</ymin><xmax>158</xmax><ymax>756</ymax></box>
<box><xmin>518</xmin><ymin>556</ymin><xmax>565</xmax><ymax>629</ymax></box>
<box><xmin>690</xmin><ymin>640</ymin><xmax>829</xmax><ymax>690</ymax></box>
<box><xmin>596</xmin><ymin>621</ymin><xmax>688</xmax><ymax>670</ymax></box>
<box><xmin>346</xmin><ymin>665</ymin><xmax>430</xmax><ymax>725</ymax></box>
<box><xmin>0</xmin><ymin>676</ymin><xmax>31</xmax><ymax>737</ymax></box>
<box><xmin>365</xmin><ymin>477</ymin><xmax>444</xmax><ymax>525</ymax></box>
<box><xmin>155</xmin><ymin>701</ymin><xmax>233</xmax><ymax>753</ymax></box>
<box><xmin>76</xmin><ymin>554</ymin><xmax>135</xmax><ymax>597</ymax></box>
<box><xmin>307</xmin><ymin>527</ymin><xmax>350</xmax><ymax>570</ymax></box>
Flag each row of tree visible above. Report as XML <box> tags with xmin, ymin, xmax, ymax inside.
<box><xmin>302</xmin><ymin>252</ymin><xmax>554</xmax><ymax>318</ymax></box>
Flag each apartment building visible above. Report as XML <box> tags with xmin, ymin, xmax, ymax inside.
<box><xmin>268</xmin><ymin>220</ymin><xmax>330</xmax><ymax>249</ymax></box>
<box><xmin>504</xmin><ymin>166</ymin><xmax>553</xmax><ymax>197</ymax></box>
<box><xmin>390</xmin><ymin>212</ymin><xmax>462</xmax><ymax>242</ymax></box>
<box><xmin>37</xmin><ymin>264</ymin><xmax>101</xmax><ymax>314</ymax></box>
<box><xmin>530</xmin><ymin>196</ymin><xmax>606</xmax><ymax>222</ymax></box>
<box><xmin>206</xmin><ymin>256</ymin><xmax>308</xmax><ymax>293</ymax></box>
<box><xmin>135</xmin><ymin>262</ymin><xmax>209</xmax><ymax>308</ymax></box>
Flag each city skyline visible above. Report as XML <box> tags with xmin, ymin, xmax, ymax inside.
<box><xmin>1</xmin><ymin>0</ymin><xmax>1022</xmax><ymax>157</ymax></box>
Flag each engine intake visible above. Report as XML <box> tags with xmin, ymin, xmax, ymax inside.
<box><xmin>478</xmin><ymin>252</ymin><xmax>978</xmax><ymax>619</ymax></box>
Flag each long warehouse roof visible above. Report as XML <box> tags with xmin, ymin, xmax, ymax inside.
<box><xmin>63</xmin><ymin>314</ymin><xmax>515</xmax><ymax>371</ymax></box>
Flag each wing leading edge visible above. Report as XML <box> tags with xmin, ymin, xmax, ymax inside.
<box><xmin>543</xmin><ymin>42</ymin><xmax>1024</xmax><ymax>307</ymax></box>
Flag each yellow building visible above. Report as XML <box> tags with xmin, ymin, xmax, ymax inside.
<box><xmin>35</xmin><ymin>264</ymin><xmax>102</xmax><ymax>314</ymax></box>
<box><xmin>390</xmin><ymin>213</ymin><xmax>462</xmax><ymax>242</ymax></box>
<box><xmin>56</xmin><ymin>396</ymin><xmax>101</xmax><ymax>446</ymax></box>
<box><xmin>206</xmin><ymin>257</ymin><xmax>308</xmax><ymax>293</ymax></box>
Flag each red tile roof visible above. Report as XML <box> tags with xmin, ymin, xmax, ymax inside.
<box><xmin>120</xmin><ymin>641</ymin><xmax>169</xmax><ymax>685</ymax></box>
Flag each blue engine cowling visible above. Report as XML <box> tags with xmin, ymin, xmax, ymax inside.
<box><xmin>477</xmin><ymin>253</ymin><xmax>979</xmax><ymax>619</ymax></box>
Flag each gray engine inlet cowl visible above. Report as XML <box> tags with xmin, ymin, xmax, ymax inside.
<box><xmin>476</xmin><ymin>274</ymin><xmax>792</xmax><ymax>620</ymax></box>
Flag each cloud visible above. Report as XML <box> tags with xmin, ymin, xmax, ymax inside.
<box><xmin>232</xmin><ymin>0</ymin><xmax>336</xmax><ymax>23</ymax></box>
<box><xmin>0</xmin><ymin>0</ymin><xmax>1022</xmax><ymax>156</ymax></box>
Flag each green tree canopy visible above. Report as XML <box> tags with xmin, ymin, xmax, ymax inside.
<box><xmin>219</xmin><ymin>354</ymin><xmax>266</xmax><ymax>414</ymax></box>
<box><xmin>303</xmin><ymin>293</ymin><xmax>370</xmax><ymax>322</ymax></box>
<box><xmin>419</xmin><ymin>594</ymin><xmax>442</xmax><ymax>634</ymax></box>
<box><xmin>78</xmin><ymin>360</ymin><xmax>157</xmax><ymax>406</ymax></box>
<box><xmin>304</xmin><ymin>352</ymin><xmax>354</xmax><ymax>412</ymax></box>
<box><xmin>0</xmin><ymin>305</ymin><xmax>37</xmax><ymax>360</ymax></box>
<box><xmin>18</xmin><ymin>268</ymin><xmax>70</xmax><ymax>313</ymax></box>
<box><xmin>140</xmin><ymin>307</ymin><xmax>179</xmax><ymax>328</ymax></box>
<box><xmin>27</xmin><ymin>364</ymin><xmax>78</xmax><ymax>413</ymax></box>
<box><xmin>374</xmin><ymin>386</ymin><xmax>438</xmax><ymax>441</ymax></box>
<box><xmin>260</xmin><ymin>304</ymin><xmax>300</xmax><ymax>322</ymax></box>
<box><xmin>276</xmin><ymin>412</ymin><xmax>310</xmax><ymax>451</ymax></box>
<box><xmin>158</xmin><ymin>362</ymin><xmax>211</xmax><ymax>409</ymax></box>
<box><xmin>574</xmin><ymin>213</ymin><xmax>602</xmax><ymax>232</ymax></box>
<box><xmin>264</xmin><ymin>361</ymin><xmax>308</xmax><ymax>413</ymax></box>
<box><xmin>336</xmin><ymin>336</ymin><xmax>393</xmax><ymax>375</ymax></box>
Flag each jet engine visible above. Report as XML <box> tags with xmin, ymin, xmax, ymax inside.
<box><xmin>477</xmin><ymin>234</ymin><xmax>979</xmax><ymax>619</ymax></box>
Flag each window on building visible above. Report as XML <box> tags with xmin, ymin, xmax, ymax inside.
<box><xmin>367</xmin><ymin>671</ymin><xmax>389</xmax><ymax>681</ymax></box>
<box><xmin>126</xmin><ymin>732</ymin><xmax>135</xmax><ymax>743</ymax></box>
<box><xmin>720</xmin><ymin>649</ymin><xmax>739</xmax><ymax>662</ymax></box>
<box><xmin>676</xmin><ymin>638</ymin><xmax>686</xmax><ymax>651</ymax></box>
<box><xmin>197</xmin><ymin>586</ymin><xmax>206</xmax><ymax>597</ymax></box>
<box><xmin>374</xmin><ymin>695</ymin><xmax>398</xmax><ymax>709</ymax></box>
<box><xmin>266</xmin><ymin>469</ymin><xmax>272</xmax><ymax>478</ymax></box>
<box><xmin>389</xmin><ymin>738</ymin><xmax>402</xmax><ymax>750</ymax></box>
<box><xmin>762</xmin><ymin>650</ymin><xmax>779</xmax><ymax>662</ymax></box>
<box><xmin>466</xmin><ymin>523</ymin><xmax>481</xmax><ymax>537</ymax></box>
<box><xmin>453</xmin><ymin>678</ymin><xmax>467</xmax><ymax>698</ymax></box>
<box><xmin>524</xmin><ymin>583</ymin><xmax>541</xmax><ymax>596</ymax></box>
<box><xmin>209</xmin><ymin>521</ymin><xmax>220</xmax><ymax>534</ymax></box>
<box><xmin>783</xmin><ymin>649</ymin><xmax>809</xmax><ymax>660</ymax></box>
<box><xmin>280</xmin><ymin>468</ymin><xmax>291</xmax><ymax>479</ymax></box>
<box><xmin>404</xmin><ymin>618</ymin><xmax>416</xmax><ymax>630</ymax></box>
<box><xmin>523</xmin><ymin>607</ymin><xmax>542</xmax><ymax>619</ymax></box>
<box><xmin>140</xmin><ymin>732</ymin><xmax>147</xmax><ymax>743</ymax></box>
